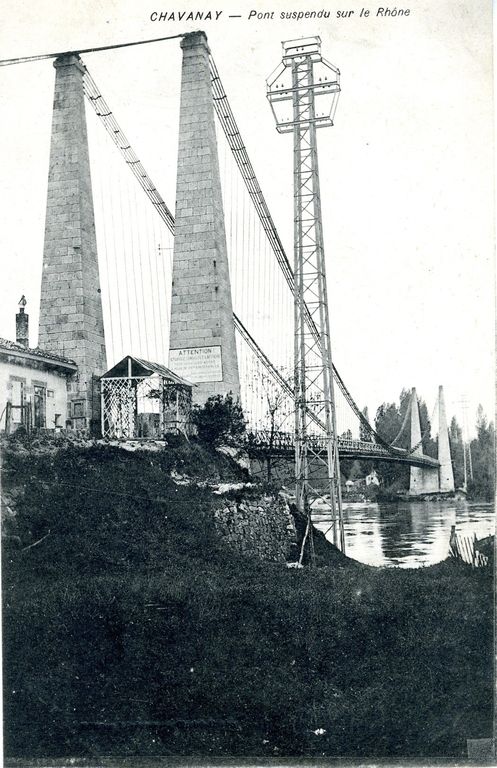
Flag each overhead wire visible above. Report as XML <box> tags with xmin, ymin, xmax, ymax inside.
<box><xmin>96</xmin><ymin>139</ymin><xmax>115</xmax><ymax>360</ymax></box>
<box><xmin>0</xmin><ymin>33</ymin><xmax>187</xmax><ymax>68</ymax></box>
<box><xmin>126</xmin><ymin>178</ymin><xmax>143</xmax><ymax>357</ymax></box>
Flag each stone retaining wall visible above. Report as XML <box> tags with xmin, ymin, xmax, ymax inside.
<box><xmin>213</xmin><ymin>495</ymin><xmax>296</xmax><ymax>562</ymax></box>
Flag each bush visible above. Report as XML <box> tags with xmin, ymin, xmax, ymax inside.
<box><xmin>191</xmin><ymin>393</ymin><xmax>246</xmax><ymax>445</ymax></box>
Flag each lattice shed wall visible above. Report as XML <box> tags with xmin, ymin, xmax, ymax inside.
<box><xmin>101</xmin><ymin>374</ymin><xmax>192</xmax><ymax>439</ymax></box>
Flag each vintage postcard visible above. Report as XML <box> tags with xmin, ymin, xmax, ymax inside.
<box><xmin>0</xmin><ymin>0</ymin><xmax>494</xmax><ymax>765</ymax></box>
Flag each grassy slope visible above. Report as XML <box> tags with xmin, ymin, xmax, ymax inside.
<box><xmin>1</xmin><ymin>441</ymin><xmax>493</xmax><ymax>759</ymax></box>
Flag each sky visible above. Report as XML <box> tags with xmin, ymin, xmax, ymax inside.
<box><xmin>0</xmin><ymin>0</ymin><xmax>494</xmax><ymax>434</ymax></box>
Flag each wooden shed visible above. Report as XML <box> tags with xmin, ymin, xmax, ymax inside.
<box><xmin>100</xmin><ymin>355</ymin><xmax>194</xmax><ymax>440</ymax></box>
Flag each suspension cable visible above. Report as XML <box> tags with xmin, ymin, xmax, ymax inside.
<box><xmin>391</xmin><ymin>395</ymin><xmax>412</xmax><ymax>446</ymax></box>
<box><xmin>82</xmin><ymin>65</ymin><xmax>175</xmax><ymax>234</ymax></box>
<box><xmin>0</xmin><ymin>34</ymin><xmax>187</xmax><ymax>68</ymax></box>
<box><xmin>407</xmin><ymin>392</ymin><xmax>439</xmax><ymax>456</ymax></box>
<box><xmin>234</xmin><ymin>315</ymin><xmax>326</xmax><ymax>432</ymax></box>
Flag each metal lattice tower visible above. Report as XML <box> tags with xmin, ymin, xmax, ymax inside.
<box><xmin>267</xmin><ymin>37</ymin><xmax>345</xmax><ymax>553</ymax></box>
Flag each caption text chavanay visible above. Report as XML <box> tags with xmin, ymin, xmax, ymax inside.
<box><xmin>149</xmin><ymin>8</ymin><xmax>411</xmax><ymax>22</ymax></box>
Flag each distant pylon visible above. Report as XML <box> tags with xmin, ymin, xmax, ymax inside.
<box><xmin>438</xmin><ymin>385</ymin><xmax>455</xmax><ymax>492</ymax></box>
<box><xmin>267</xmin><ymin>37</ymin><xmax>345</xmax><ymax>553</ymax></box>
<box><xmin>409</xmin><ymin>387</ymin><xmax>439</xmax><ymax>494</ymax></box>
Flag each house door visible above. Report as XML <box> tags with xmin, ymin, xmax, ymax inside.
<box><xmin>33</xmin><ymin>386</ymin><xmax>46</xmax><ymax>428</ymax></box>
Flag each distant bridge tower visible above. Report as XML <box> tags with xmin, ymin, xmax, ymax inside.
<box><xmin>438</xmin><ymin>385</ymin><xmax>455</xmax><ymax>492</ymax></box>
<box><xmin>267</xmin><ymin>37</ymin><xmax>345</xmax><ymax>552</ymax></box>
<box><xmin>38</xmin><ymin>53</ymin><xmax>106</xmax><ymax>431</ymax></box>
<box><xmin>168</xmin><ymin>31</ymin><xmax>240</xmax><ymax>404</ymax></box>
<box><xmin>409</xmin><ymin>388</ymin><xmax>439</xmax><ymax>495</ymax></box>
<box><xmin>409</xmin><ymin>386</ymin><xmax>454</xmax><ymax>495</ymax></box>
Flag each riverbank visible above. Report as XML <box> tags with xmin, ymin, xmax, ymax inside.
<box><xmin>1</xmin><ymin>440</ymin><xmax>493</xmax><ymax>759</ymax></box>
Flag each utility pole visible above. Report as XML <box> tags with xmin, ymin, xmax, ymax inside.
<box><xmin>267</xmin><ymin>37</ymin><xmax>345</xmax><ymax>554</ymax></box>
<box><xmin>460</xmin><ymin>396</ymin><xmax>474</xmax><ymax>490</ymax></box>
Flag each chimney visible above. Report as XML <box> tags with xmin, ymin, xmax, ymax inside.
<box><xmin>16</xmin><ymin>295</ymin><xmax>29</xmax><ymax>347</ymax></box>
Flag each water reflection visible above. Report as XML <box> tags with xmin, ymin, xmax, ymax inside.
<box><xmin>312</xmin><ymin>500</ymin><xmax>495</xmax><ymax>568</ymax></box>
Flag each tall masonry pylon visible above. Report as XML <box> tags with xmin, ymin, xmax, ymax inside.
<box><xmin>38</xmin><ymin>53</ymin><xmax>106</xmax><ymax>430</ymax></box>
<box><xmin>409</xmin><ymin>386</ymin><xmax>455</xmax><ymax>495</ymax></box>
<box><xmin>168</xmin><ymin>31</ymin><xmax>240</xmax><ymax>403</ymax></box>
<box><xmin>409</xmin><ymin>387</ymin><xmax>439</xmax><ymax>494</ymax></box>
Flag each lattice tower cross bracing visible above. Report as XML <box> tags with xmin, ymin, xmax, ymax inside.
<box><xmin>267</xmin><ymin>38</ymin><xmax>345</xmax><ymax>553</ymax></box>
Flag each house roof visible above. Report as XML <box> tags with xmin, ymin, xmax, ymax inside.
<box><xmin>0</xmin><ymin>337</ymin><xmax>77</xmax><ymax>371</ymax></box>
<box><xmin>102</xmin><ymin>355</ymin><xmax>194</xmax><ymax>387</ymax></box>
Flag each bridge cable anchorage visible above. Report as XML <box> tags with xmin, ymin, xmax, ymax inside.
<box><xmin>209</xmin><ymin>52</ymin><xmax>399</xmax><ymax>456</ymax></box>
<box><xmin>0</xmin><ymin>34</ymin><xmax>188</xmax><ymax>67</ymax></box>
<box><xmin>82</xmin><ymin>64</ymin><xmax>175</xmax><ymax>235</ymax></box>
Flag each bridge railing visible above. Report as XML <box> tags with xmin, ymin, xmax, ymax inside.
<box><xmin>245</xmin><ymin>430</ymin><xmax>440</xmax><ymax>467</ymax></box>
<box><xmin>245</xmin><ymin>430</ymin><xmax>393</xmax><ymax>454</ymax></box>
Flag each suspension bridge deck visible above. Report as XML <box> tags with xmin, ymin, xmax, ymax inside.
<box><xmin>246</xmin><ymin>431</ymin><xmax>440</xmax><ymax>468</ymax></box>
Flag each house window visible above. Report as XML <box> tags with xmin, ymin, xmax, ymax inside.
<box><xmin>73</xmin><ymin>401</ymin><xmax>85</xmax><ymax>418</ymax></box>
<box><xmin>9</xmin><ymin>378</ymin><xmax>26</xmax><ymax>424</ymax></box>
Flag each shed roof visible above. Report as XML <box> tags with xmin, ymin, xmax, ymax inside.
<box><xmin>102</xmin><ymin>355</ymin><xmax>194</xmax><ymax>387</ymax></box>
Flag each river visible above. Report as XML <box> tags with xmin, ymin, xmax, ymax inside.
<box><xmin>312</xmin><ymin>499</ymin><xmax>495</xmax><ymax>568</ymax></box>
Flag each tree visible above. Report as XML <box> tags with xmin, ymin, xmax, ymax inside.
<box><xmin>359</xmin><ymin>406</ymin><xmax>373</xmax><ymax>443</ymax></box>
<box><xmin>191</xmin><ymin>393</ymin><xmax>246</xmax><ymax>446</ymax></box>
<box><xmin>467</xmin><ymin>405</ymin><xmax>495</xmax><ymax>501</ymax></box>
<box><xmin>375</xmin><ymin>400</ymin><xmax>407</xmax><ymax>489</ymax></box>
<box><xmin>246</xmin><ymin>366</ymin><xmax>294</xmax><ymax>482</ymax></box>
<box><xmin>375</xmin><ymin>402</ymin><xmax>403</xmax><ymax>445</ymax></box>
<box><xmin>349</xmin><ymin>459</ymin><xmax>363</xmax><ymax>481</ymax></box>
<box><xmin>449</xmin><ymin>416</ymin><xmax>465</xmax><ymax>489</ymax></box>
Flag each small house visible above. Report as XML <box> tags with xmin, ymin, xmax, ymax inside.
<box><xmin>366</xmin><ymin>469</ymin><xmax>380</xmax><ymax>487</ymax></box>
<box><xmin>0</xmin><ymin>299</ymin><xmax>77</xmax><ymax>433</ymax></box>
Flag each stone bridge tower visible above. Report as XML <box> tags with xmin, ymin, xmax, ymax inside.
<box><xmin>168</xmin><ymin>31</ymin><xmax>240</xmax><ymax>404</ymax></box>
<box><xmin>38</xmin><ymin>53</ymin><xmax>106</xmax><ymax>431</ymax></box>
<box><xmin>409</xmin><ymin>386</ymin><xmax>455</xmax><ymax>496</ymax></box>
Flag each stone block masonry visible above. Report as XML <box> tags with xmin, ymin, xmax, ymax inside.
<box><xmin>213</xmin><ymin>495</ymin><xmax>297</xmax><ymax>562</ymax></box>
<box><xmin>38</xmin><ymin>54</ymin><xmax>106</xmax><ymax>431</ymax></box>
<box><xmin>169</xmin><ymin>31</ymin><xmax>240</xmax><ymax>404</ymax></box>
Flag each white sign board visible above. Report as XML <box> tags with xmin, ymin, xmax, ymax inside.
<box><xmin>169</xmin><ymin>346</ymin><xmax>223</xmax><ymax>383</ymax></box>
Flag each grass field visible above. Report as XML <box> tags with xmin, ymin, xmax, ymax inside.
<box><xmin>1</xmin><ymin>440</ymin><xmax>493</xmax><ymax>759</ymax></box>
